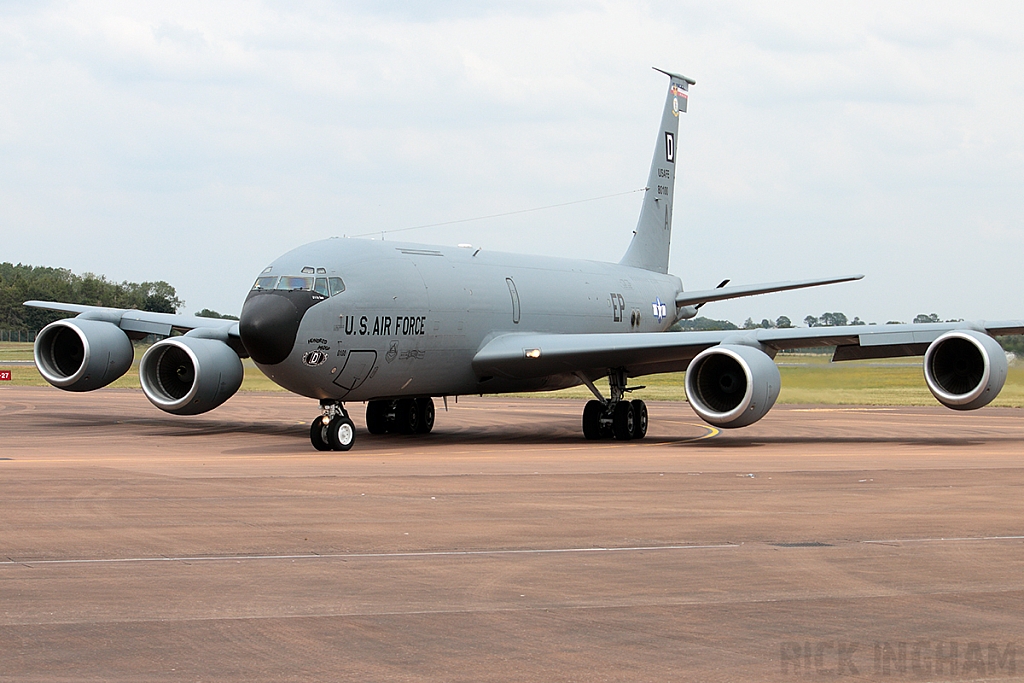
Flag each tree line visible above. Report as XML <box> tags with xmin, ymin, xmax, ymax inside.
<box><xmin>677</xmin><ymin>312</ymin><xmax>962</xmax><ymax>332</ymax></box>
<box><xmin>3</xmin><ymin>263</ymin><xmax>1021</xmax><ymax>355</ymax></box>
<box><xmin>0</xmin><ymin>262</ymin><xmax>183</xmax><ymax>333</ymax></box>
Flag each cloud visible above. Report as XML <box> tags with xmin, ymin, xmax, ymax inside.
<box><xmin>1</xmin><ymin>1</ymin><xmax>1023</xmax><ymax>322</ymax></box>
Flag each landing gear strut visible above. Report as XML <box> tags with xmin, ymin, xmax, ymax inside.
<box><xmin>579</xmin><ymin>369</ymin><xmax>648</xmax><ymax>441</ymax></box>
<box><xmin>310</xmin><ymin>401</ymin><xmax>355</xmax><ymax>451</ymax></box>
<box><xmin>365</xmin><ymin>398</ymin><xmax>435</xmax><ymax>435</ymax></box>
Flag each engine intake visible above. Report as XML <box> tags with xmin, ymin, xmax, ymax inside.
<box><xmin>140</xmin><ymin>336</ymin><xmax>243</xmax><ymax>415</ymax></box>
<box><xmin>924</xmin><ymin>330</ymin><xmax>1007</xmax><ymax>410</ymax></box>
<box><xmin>685</xmin><ymin>344</ymin><xmax>781</xmax><ymax>428</ymax></box>
<box><xmin>33</xmin><ymin>319</ymin><xmax>134</xmax><ymax>392</ymax></box>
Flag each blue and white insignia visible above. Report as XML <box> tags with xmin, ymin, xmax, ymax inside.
<box><xmin>652</xmin><ymin>297</ymin><xmax>668</xmax><ymax>323</ymax></box>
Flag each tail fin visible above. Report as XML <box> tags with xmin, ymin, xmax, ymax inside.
<box><xmin>619</xmin><ymin>68</ymin><xmax>694</xmax><ymax>274</ymax></box>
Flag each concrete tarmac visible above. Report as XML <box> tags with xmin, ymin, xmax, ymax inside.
<box><xmin>2</xmin><ymin>386</ymin><xmax>1023</xmax><ymax>681</ymax></box>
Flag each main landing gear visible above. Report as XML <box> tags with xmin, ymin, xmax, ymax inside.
<box><xmin>310</xmin><ymin>400</ymin><xmax>355</xmax><ymax>451</ymax></box>
<box><xmin>579</xmin><ymin>369</ymin><xmax>649</xmax><ymax>441</ymax></box>
<box><xmin>365</xmin><ymin>398</ymin><xmax>435</xmax><ymax>436</ymax></box>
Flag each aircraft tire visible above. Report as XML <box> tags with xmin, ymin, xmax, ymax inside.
<box><xmin>415</xmin><ymin>398</ymin><xmax>435</xmax><ymax>434</ymax></box>
<box><xmin>310</xmin><ymin>416</ymin><xmax>331</xmax><ymax>451</ymax></box>
<box><xmin>612</xmin><ymin>401</ymin><xmax>636</xmax><ymax>440</ymax></box>
<box><xmin>327</xmin><ymin>416</ymin><xmax>355</xmax><ymax>451</ymax></box>
<box><xmin>396</xmin><ymin>399</ymin><xmax>419</xmax><ymax>434</ymax></box>
<box><xmin>631</xmin><ymin>400</ymin><xmax>648</xmax><ymax>440</ymax></box>
<box><xmin>365</xmin><ymin>401</ymin><xmax>389</xmax><ymax>434</ymax></box>
<box><xmin>582</xmin><ymin>400</ymin><xmax>604</xmax><ymax>440</ymax></box>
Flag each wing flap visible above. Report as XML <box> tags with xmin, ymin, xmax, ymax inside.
<box><xmin>832</xmin><ymin>343</ymin><xmax>930</xmax><ymax>361</ymax></box>
<box><xmin>855</xmin><ymin>329</ymin><xmax>946</xmax><ymax>347</ymax></box>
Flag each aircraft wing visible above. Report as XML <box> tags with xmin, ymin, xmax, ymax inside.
<box><xmin>24</xmin><ymin>300</ymin><xmax>239</xmax><ymax>339</ymax></box>
<box><xmin>472</xmin><ymin>320</ymin><xmax>1024</xmax><ymax>380</ymax></box>
<box><xmin>675</xmin><ymin>275</ymin><xmax>864</xmax><ymax>309</ymax></box>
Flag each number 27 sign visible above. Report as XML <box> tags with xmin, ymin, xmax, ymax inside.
<box><xmin>0</xmin><ymin>371</ymin><xmax>12</xmax><ymax>381</ymax></box>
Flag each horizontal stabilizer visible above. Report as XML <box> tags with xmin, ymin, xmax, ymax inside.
<box><xmin>652</xmin><ymin>67</ymin><xmax>695</xmax><ymax>85</ymax></box>
<box><xmin>675</xmin><ymin>275</ymin><xmax>863</xmax><ymax>309</ymax></box>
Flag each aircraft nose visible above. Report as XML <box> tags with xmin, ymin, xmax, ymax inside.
<box><xmin>239</xmin><ymin>292</ymin><xmax>308</xmax><ymax>365</ymax></box>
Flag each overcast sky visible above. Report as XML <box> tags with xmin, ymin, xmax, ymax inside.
<box><xmin>2</xmin><ymin>1</ymin><xmax>1023</xmax><ymax>324</ymax></box>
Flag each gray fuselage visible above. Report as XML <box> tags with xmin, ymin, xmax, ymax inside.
<box><xmin>245</xmin><ymin>237</ymin><xmax>683</xmax><ymax>401</ymax></box>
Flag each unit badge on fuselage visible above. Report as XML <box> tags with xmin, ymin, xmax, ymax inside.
<box><xmin>652</xmin><ymin>297</ymin><xmax>668</xmax><ymax>323</ymax></box>
<box><xmin>303</xmin><ymin>350</ymin><xmax>329</xmax><ymax>367</ymax></box>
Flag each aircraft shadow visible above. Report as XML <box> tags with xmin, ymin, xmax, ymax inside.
<box><xmin>52</xmin><ymin>412</ymin><xmax>1020</xmax><ymax>450</ymax></box>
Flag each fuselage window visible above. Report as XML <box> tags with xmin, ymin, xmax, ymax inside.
<box><xmin>329</xmin><ymin>277</ymin><xmax>346</xmax><ymax>296</ymax></box>
<box><xmin>314</xmin><ymin>278</ymin><xmax>330</xmax><ymax>296</ymax></box>
<box><xmin>276</xmin><ymin>276</ymin><xmax>314</xmax><ymax>291</ymax></box>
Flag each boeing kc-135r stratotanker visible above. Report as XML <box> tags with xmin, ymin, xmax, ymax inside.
<box><xmin>26</xmin><ymin>69</ymin><xmax>1024</xmax><ymax>451</ymax></box>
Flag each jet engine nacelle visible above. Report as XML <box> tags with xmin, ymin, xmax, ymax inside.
<box><xmin>34</xmin><ymin>319</ymin><xmax>134</xmax><ymax>392</ymax></box>
<box><xmin>684</xmin><ymin>344</ymin><xmax>781</xmax><ymax>428</ymax></box>
<box><xmin>140</xmin><ymin>336</ymin><xmax>243</xmax><ymax>415</ymax></box>
<box><xmin>924</xmin><ymin>330</ymin><xmax>1007</xmax><ymax>411</ymax></box>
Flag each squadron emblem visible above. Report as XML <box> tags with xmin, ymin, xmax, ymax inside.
<box><xmin>652</xmin><ymin>297</ymin><xmax>668</xmax><ymax>323</ymax></box>
<box><xmin>302</xmin><ymin>350</ymin><xmax>329</xmax><ymax>367</ymax></box>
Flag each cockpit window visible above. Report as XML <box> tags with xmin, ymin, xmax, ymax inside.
<box><xmin>252</xmin><ymin>274</ymin><xmax>345</xmax><ymax>295</ymax></box>
<box><xmin>276</xmin><ymin>276</ymin><xmax>314</xmax><ymax>291</ymax></box>
<box><xmin>253</xmin><ymin>276</ymin><xmax>277</xmax><ymax>290</ymax></box>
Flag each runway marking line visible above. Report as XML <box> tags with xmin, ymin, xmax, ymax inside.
<box><xmin>1</xmin><ymin>543</ymin><xmax>740</xmax><ymax>567</ymax></box>
<box><xmin>7</xmin><ymin>587</ymin><xmax>1020</xmax><ymax>629</ymax></box>
<box><xmin>863</xmin><ymin>535</ymin><xmax>1024</xmax><ymax>545</ymax></box>
<box><xmin>789</xmin><ymin>407</ymin><xmax>898</xmax><ymax>413</ymax></box>
<box><xmin>668</xmin><ymin>423</ymin><xmax>720</xmax><ymax>442</ymax></box>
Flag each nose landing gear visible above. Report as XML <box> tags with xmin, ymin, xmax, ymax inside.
<box><xmin>310</xmin><ymin>401</ymin><xmax>355</xmax><ymax>451</ymax></box>
<box><xmin>579</xmin><ymin>369</ymin><xmax>649</xmax><ymax>441</ymax></box>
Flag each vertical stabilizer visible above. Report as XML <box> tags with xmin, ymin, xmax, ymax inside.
<box><xmin>619</xmin><ymin>68</ymin><xmax>694</xmax><ymax>274</ymax></box>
